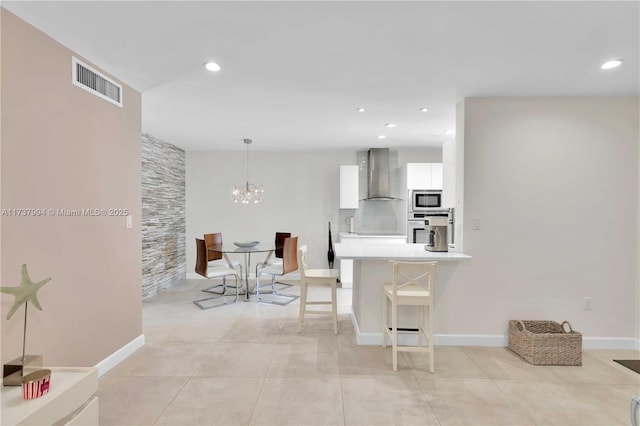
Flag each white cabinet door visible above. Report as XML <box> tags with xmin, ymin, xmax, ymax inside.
<box><xmin>430</xmin><ymin>163</ymin><xmax>443</xmax><ymax>190</ymax></box>
<box><xmin>407</xmin><ymin>163</ymin><xmax>443</xmax><ymax>190</ymax></box>
<box><xmin>406</xmin><ymin>163</ymin><xmax>431</xmax><ymax>189</ymax></box>
<box><xmin>340</xmin><ymin>165</ymin><xmax>359</xmax><ymax>209</ymax></box>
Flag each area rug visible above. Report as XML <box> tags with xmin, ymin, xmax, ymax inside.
<box><xmin>613</xmin><ymin>359</ymin><xmax>640</xmax><ymax>374</ymax></box>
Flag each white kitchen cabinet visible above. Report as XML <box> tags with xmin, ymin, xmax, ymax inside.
<box><xmin>406</xmin><ymin>163</ymin><xmax>430</xmax><ymax>190</ymax></box>
<box><xmin>340</xmin><ymin>165</ymin><xmax>359</xmax><ymax>209</ymax></box>
<box><xmin>430</xmin><ymin>163</ymin><xmax>443</xmax><ymax>190</ymax></box>
<box><xmin>406</xmin><ymin>163</ymin><xmax>443</xmax><ymax>190</ymax></box>
<box><xmin>1</xmin><ymin>367</ymin><xmax>98</xmax><ymax>425</ymax></box>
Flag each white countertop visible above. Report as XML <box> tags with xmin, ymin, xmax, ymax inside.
<box><xmin>334</xmin><ymin>242</ymin><xmax>471</xmax><ymax>261</ymax></box>
<box><xmin>339</xmin><ymin>232</ymin><xmax>406</xmax><ymax>239</ymax></box>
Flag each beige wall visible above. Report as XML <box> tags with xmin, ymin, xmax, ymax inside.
<box><xmin>1</xmin><ymin>10</ymin><xmax>142</xmax><ymax>366</ymax></box>
<box><xmin>444</xmin><ymin>97</ymin><xmax>638</xmax><ymax>344</ymax></box>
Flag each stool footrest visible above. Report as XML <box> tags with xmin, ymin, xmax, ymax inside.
<box><xmin>387</xmin><ymin>327</ymin><xmax>419</xmax><ymax>332</ymax></box>
<box><xmin>395</xmin><ymin>345</ymin><xmax>432</xmax><ymax>353</ymax></box>
<box><xmin>303</xmin><ymin>310</ymin><xmax>333</xmax><ymax>315</ymax></box>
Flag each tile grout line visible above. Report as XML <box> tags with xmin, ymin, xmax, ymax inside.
<box><xmin>247</xmin><ymin>377</ymin><xmax>267</xmax><ymax>426</ymax></box>
<box><xmin>335</xmin><ymin>334</ymin><xmax>348</xmax><ymax>426</ymax></box>
<box><xmin>403</xmin><ymin>350</ymin><xmax>443</xmax><ymax>426</ymax></box>
<box><xmin>248</xmin><ymin>318</ymin><xmax>288</xmax><ymax>425</ymax></box>
<box><xmin>151</xmin><ymin>375</ymin><xmax>191</xmax><ymax>425</ymax></box>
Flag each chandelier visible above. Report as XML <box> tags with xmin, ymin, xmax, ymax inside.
<box><xmin>232</xmin><ymin>138</ymin><xmax>264</xmax><ymax>204</ymax></box>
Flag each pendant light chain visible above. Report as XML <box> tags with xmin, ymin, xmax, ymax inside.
<box><xmin>246</xmin><ymin>140</ymin><xmax>250</xmax><ymax>189</ymax></box>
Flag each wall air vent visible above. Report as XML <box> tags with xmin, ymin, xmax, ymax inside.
<box><xmin>72</xmin><ymin>57</ymin><xmax>122</xmax><ymax>107</ymax></box>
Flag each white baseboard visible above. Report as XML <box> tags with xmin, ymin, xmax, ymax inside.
<box><xmin>94</xmin><ymin>334</ymin><xmax>145</xmax><ymax>377</ymax></box>
<box><xmin>583</xmin><ymin>337</ymin><xmax>640</xmax><ymax>350</ymax></box>
<box><xmin>435</xmin><ymin>334</ymin><xmax>508</xmax><ymax>347</ymax></box>
<box><xmin>350</xmin><ymin>311</ymin><xmax>640</xmax><ymax>350</ymax></box>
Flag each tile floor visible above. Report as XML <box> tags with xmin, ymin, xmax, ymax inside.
<box><xmin>98</xmin><ymin>279</ymin><xmax>640</xmax><ymax>425</ymax></box>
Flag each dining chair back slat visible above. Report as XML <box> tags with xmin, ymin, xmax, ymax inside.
<box><xmin>274</xmin><ymin>232</ymin><xmax>291</xmax><ymax>259</ymax></box>
<box><xmin>195</xmin><ymin>238</ymin><xmax>209</xmax><ymax>277</ymax></box>
<box><xmin>204</xmin><ymin>232</ymin><xmax>224</xmax><ymax>261</ymax></box>
<box><xmin>282</xmin><ymin>236</ymin><xmax>298</xmax><ymax>275</ymax></box>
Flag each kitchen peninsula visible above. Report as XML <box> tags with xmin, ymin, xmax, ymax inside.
<box><xmin>334</xmin><ymin>243</ymin><xmax>471</xmax><ymax>345</ymax></box>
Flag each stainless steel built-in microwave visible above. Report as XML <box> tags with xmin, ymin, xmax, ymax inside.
<box><xmin>409</xmin><ymin>190</ymin><xmax>442</xmax><ymax>212</ymax></box>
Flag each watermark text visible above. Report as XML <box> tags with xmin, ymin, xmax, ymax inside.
<box><xmin>2</xmin><ymin>208</ymin><xmax>130</xmax><ymax>217</ymax></box>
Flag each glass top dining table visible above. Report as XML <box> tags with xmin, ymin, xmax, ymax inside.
<box><xmin>207</xmin><ymin>244</ymin><xmax>275</xmax><ymax>301</ymax></box>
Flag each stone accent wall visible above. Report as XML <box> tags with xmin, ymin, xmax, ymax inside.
<box><xmin>142</xmin><ymin>133</ymin><xmax>186</xmax><ymax>299</ymax></box>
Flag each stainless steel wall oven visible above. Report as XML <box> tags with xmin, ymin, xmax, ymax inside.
<box><xmin>407</xmin><ymin>208</ymin><xmax>454</xmax><ymax>248</ymax></box>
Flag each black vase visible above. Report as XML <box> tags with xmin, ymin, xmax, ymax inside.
<box><xmin>327</xmin><ymin>221</ymin><xmax>335</xmax><ymax>269</ymax></box>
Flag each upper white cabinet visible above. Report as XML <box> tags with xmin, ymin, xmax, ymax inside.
<box><xmin>430</xmin><ymin>163</ymin><xmax>443</xmax><ymax>190</ymax></box>
<box><xmin>340</xmin><ymin>165</ymin><xmax>359</xmax><ymax>209</ymax></box>
<box><xmin>406</xmin><ymin>163</ymin><xmax>443</xmax><ymax>190</ymax></box>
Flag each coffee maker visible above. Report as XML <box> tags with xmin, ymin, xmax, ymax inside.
<box><xmin>424</xmin><ymin>216</ymin><xmax>448</xmax><ymax>252</ymax></box>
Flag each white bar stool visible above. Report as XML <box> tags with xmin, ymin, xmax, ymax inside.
<box><xmin>297</xmin><ymin>244</ymin><xmax>339</xmax><ymax>334</ymax></box>
<box><xmin>382</xmin><ymin>260</ymin><xmax>437</xmax><ymax>372</ymax></box>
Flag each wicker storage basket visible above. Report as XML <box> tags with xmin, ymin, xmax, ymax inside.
<box><xmin>508</xmin><ymin>320</ymin><xmax>582</xmax><ymax>366</ymax></box>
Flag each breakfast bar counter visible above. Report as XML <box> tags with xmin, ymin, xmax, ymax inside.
<box><xmin>334</xmin><ymin>243</ymin><xmax>471</xmax><ymax>345</ymax></box>
<box><xmin>334</xmin><ymin>242</ymin><xmax>471</xmax><ymax>261</ymax></box>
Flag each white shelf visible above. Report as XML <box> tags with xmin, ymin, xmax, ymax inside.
<box><xmin>1</xmin><ymin>367</ymin><xmax>98</xmax><ymax>426</ymax></box>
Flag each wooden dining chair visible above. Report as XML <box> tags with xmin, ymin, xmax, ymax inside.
<box><xmin>255</xmin><ymin>232</ymin><xmax>290</xmax><ymax>270</ymax></box>
<box><xmin>255</xmin><ymin>236</ymin><xmax>299</xmax><ymax>305</ymax></box>
<box><xmin>382</xmin><ymin>260</ymin><xmax>437</xmax><ymax>372</ymax></box>
<box><xmin>274</xmin><ymin>232</ymin><xmax>291</xmax><ymax>261</ymax></box>
<box><xmin>254</xmin><ymin>231</ymin><xmax>293</xmax><ymax>293</ymax></box>
<box><xmin>193</xmin><ymin>238</ymin><xmax>240</xmax><ymax>309</ymax></box>
<box><xmin>203</xmin><ymin>232</ymin><xmax>242</xmax><ymax>295</ymax></box>
<box><xmin>297</xmin><ymin>244</ymin><xmax>339</xmax><ymax>334</ymax></box>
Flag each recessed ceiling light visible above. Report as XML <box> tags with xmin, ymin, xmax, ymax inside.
<box><xmin>444</xmin><ymin>130</ymin><xmax>454</xmax><ymax>135</ymax></box>
<box><xmin>357</xmin><ymin>107</ymin><xmax>366</xmax><ymax>112</ymax></box>
<box><xmin>204</xmin><ymin>61</ymin><xmax>221</xmax><ymax>72</ymax></box>
<box><xmin>601</xmin><ymin>59</ymin><xmax>623</xmax><ymax>70</ymax></box>
<box><xmin>420</xmin><ymin>107</ymin><xmax>430</xmax><ymax>112</ymax></box>
<box><xmin>385</xmin><ymin>123</ymin><xmax>396</xmax><ymax>128</ymax></box>
<box><xmin>378</xmin><ymin>135</ymin><xmax>386</xmax><ymax>139</ymax></box>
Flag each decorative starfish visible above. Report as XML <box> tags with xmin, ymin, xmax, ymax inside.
<box><xmin>0</xmin><ymin>264</ymin><xmax>51</xmax><ymax>320</ymax></box>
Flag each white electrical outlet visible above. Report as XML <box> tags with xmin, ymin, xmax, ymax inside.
<box><xmin>584</xmin><ymin>297</ymin><xmax>592</xmax><ymax>311</ymax></box>
<box><xmin>126</xmin><ymin>215</ymin><xmax>133</xmax><ymax>229</ymax></box>
<box><xmin>472</xmin><ymin>217</ymin><xmax>481</xmax><ymax>230</ymax></box>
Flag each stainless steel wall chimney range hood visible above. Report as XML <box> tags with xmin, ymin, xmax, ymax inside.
<box><xmin>363</xmin><ymin>148</ymin><xmax>399</xmax><ymax>200</ymax></box>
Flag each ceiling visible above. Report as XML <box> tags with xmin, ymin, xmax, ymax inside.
<box><xmin>3</xmin><ymin>1</ymin><xmax>638</xmax><ymax>151</ymax></box>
